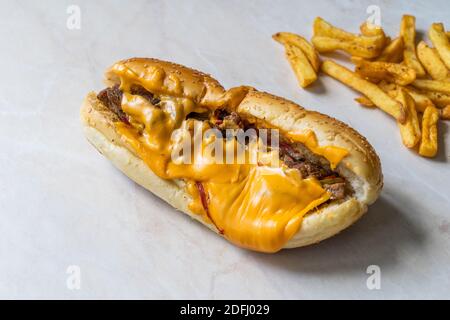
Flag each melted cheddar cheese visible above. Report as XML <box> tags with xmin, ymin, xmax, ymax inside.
<box><xmin>287</xmin><ymin>131</ymin><xmax>348</xmax><ymax>170</ymax></box>
<box><xmin>204</xmin><ymin>167</ymin><xmax>330</xmax><ymax>251</ymax></box>
<box><xmin>111</xmin><ymin>61</ymin><xmax>347</xmax><ymax>253</ymax></box>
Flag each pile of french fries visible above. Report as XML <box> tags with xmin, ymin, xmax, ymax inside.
<box><xmin>273</xmin><ymin>15</ymin><xmax>450</xmax><ymax>158</ymax></box>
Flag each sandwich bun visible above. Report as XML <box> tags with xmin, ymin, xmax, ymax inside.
<box><xmin>81</xmin><ymin>58</ymin><xmax>383</xmax><ymax>251</ymax></box>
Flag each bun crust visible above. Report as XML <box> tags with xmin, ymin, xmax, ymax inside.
<box><xmin>81</xmin><ymin>58</ymin><xmax>383</xmax><ymax>249</ymax></box>
<box><xmin>105</xmin><ymin>58</ymin><xmax>226</xmax><ymax>107</ymax></box>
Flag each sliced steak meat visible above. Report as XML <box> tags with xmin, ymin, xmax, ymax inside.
<box><xmin>297</xmin><ymin>162</ymin><xmax>333</xmax><ymax>180</ymax></box>
<box><xmin>222</xmin><ymin>112</ymin><xmax>243</xmax><ymax>129</ymax></box>
<box><xmin>323</xmin><ymin>182</ymin><xmax>346</xmax><ymax>200</ymax></box>
<box><xmin>97</xmin><ymin>85</ymin><xmax>161</xmax><ymax>123</ymax></box>
<box><xmin>280</xmin><ymin>139</ymin><xmax>347</xmax><ymax>200</ymax></box>
<box><xmin>279</xmin><ymin>141</ymin><xmax>305</xmax><ymax>161</ymax></box>
<box><xmin>186</xmin><ymin>112</ymin><xmax>210</xmax><ymax>121</ymax></box>
<box><xmin>213</xmin><ymin>111</ymin><xmax>244</xmax><ymax>130</ymax></box>
<box><xmin>280</xmin><ymin>142</ymin><xmax>333</xmax><ymax>180</ymax></box>
<box><xmin>213</xmin><ymin>109</ymin><xmax>230</xmax><ymax>121</ymax></box>
<box><xmin>130</xmin><ymin>85</ymin><xmax>161</xmax><ymax>105</ymax></box>
<box><xmin>282</xmin><ymin>154</ymin><xmax>333</xmax><ymax>180</ymax></box>
<box><xmin>210</xmin><ymin>109</ymin><xmax>246</xmax><ymax>138</ymax></box>
<box><xmin>97</xmin><ymin>85</ymin><xmax>128</xmax><ymax>123</ymax></box>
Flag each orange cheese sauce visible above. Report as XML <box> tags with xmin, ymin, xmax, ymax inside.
<box><xmin>204</xmin><ymin>167</ymin><xmax>330</xmax><ymax>251</ymax></box>
<box><xmin>111</xmin><ymin>61</ymin><xmax>347</xmax><ymax>252</ymax></box>
<box><xmin>287</xmin><ymin>131</ymin><xmax>348</xmax><ymax>170</ymax></box>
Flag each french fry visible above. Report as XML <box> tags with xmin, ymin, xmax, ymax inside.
<box><xmin>403</xmin><ymin>87</ymin><xmax>436</xmax><ymax>112</ymax></box>
<box><xmin>354</xmin><ymin>80</ymin><xmax>441</xmax><ymax>118</ymax></box>
<box><xmin>385</xmin><ymin>36</ymin><xmax>392</xmax><ymax>45</ymax></box>
<box><xmin>440</xmin><ymin>105</ymin><xmax>450</xmax><ymax>120</ymax></box>
<box><xmin>378</xmin><ymin>82</ymin><xmax>437</xmax><ymax>113</ymax></box>
<box><xmin>360</xmin><ymin>21</ymin><xmax>386</xmax><ymax>38</ymax></box>
<box><xmin>352</xmin><ymin>57</ymin><xmax>416</xmax><ymax>86</ymax></box>
<box><xmin>312</xmin><ymin>17</ymin><xmax>385</xmax><ymax>58</ymax></box>
<box><xmin>400</xmin><ymin>15</ymin><xmax>426</xmax><ymax>78</ymax></box>
<box><xmin>377</xmin><ymin>86</ymin><xmax>439</xmax><ymax>117</ymax></box>
<box><xmin>272</xmin><ymin>32</ymin><xmax>321</xmax><ymax>71</ymax></box>
<box><xmin>417</xmin><ymin>41</ymin><xmax>449</xmax><ymax>80</ymax></box>
<box><xmin>321</xmin><ymin>60</ymin><xmax>406</xmax><ymax>123</ymax></box>
<box><xmin>429</xmin><ymin>23</ymin><xmax>450</xmax><ymax>70</ymax></box>
<box><xmin>420</xmin><ymin>91</ymin><xmax>450</xmax><ymax>108</ymax></box>
<box><xmin>378</xmin><ymin>80</ymin><xmax>398</xmax><ymax>93</ymax></box>
<box><xmin>395</xmin><ymin>88</ymin><xmax>421</xmax><ymax>148</ymax></box>
<box><xmin>312</xmin><ymin>37</ymin><xmax>382</xmax><ymax>59</ymax></box>
<box><xmin>419</xmin><ymin>106</ymin><xmax>439</xmax><ymax>157</ymax></box>
<box><xmin>314</xmin><ymin>17</ymin><xmax>385</xmax><ymax>47</ymax></box>
<box><xmin>376</xmin><ymin>37</ymin><xmax>404</xmax><ymax>63</ymax></box>
<box><xmin>411</xmin><ymin>79</ymin><xmax>450</xmax><ymax>95</ymax></box>
<box><xmin>284</xmin><ymin>43</ymin><xmax>318</xmax><ymax>88</ymax></box>
<box><xmin>401</xmin><ymin>86</ymin><xmax>448</xmax><ymax>117</ymax></box>
<box><xmin>440</xmin><ymin>105</ymin><xmax>450</xmax><ymax>119</ymax></box>
<box><xmin>355</xmin><ymin>96</ymin><xmax>376</xmax><ymax>108</ymax></box>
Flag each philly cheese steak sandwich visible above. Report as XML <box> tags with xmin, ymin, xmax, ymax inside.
<box><xmin>81</xmin><ymin>58</ymin><xmax>383</xmax><ymax>253</ymax></box>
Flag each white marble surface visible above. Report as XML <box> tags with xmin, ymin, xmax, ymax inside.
<box><xmin>0</xmin><ymin>0</ymin><xmax>449</xmax><ymax>299</ymax></box>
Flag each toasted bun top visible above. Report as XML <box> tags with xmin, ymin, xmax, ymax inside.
<box><xmin>105</xmin><ymin>57</ymin><xmax>226</xmax><ymax>107</ymax></box>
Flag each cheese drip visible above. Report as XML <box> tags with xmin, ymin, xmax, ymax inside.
<box><xmin>287</xmin><ymin>131</ymin><xmax>348</xmax><ymax>170</ymax></box>
<box><xmin>111</xmin><ymin>61</ymin><xmax>347</xmax><ymax>252</ymax></box>
<box><xmin>204</xmin><ymin>167</ymin><xmax>330</xmax><ymax>251</ymax></box>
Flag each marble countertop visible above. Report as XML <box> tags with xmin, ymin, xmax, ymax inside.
<box><xmin>1</xmin><ymin>0</ymin><xmax>449</xmax><ymax>299</ymax></box>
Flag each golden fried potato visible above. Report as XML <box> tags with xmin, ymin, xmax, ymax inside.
<box><xmin>429</xmin><ymin>23</ymin><xmax>450</xmax><ymax>69</ymax></box>
<box><xmin>417</xmin><ymin>41</ymin><xmax>449</xmax><ymax>80</ymax></box>
<box><xmin>440</xmin><ymin>105</ymin><xmax>450</xmax><ymax>120</ymax></box>
<box><xmin>312</xmin><ymin>37</ymin><xmax>383</xmax><ymax>59</ymax></box>
<box><xmin>314</xmin><ymin>17</ymin><xmax>385</xmax><ymax>46</ymax></box>
<box><xmin>412</xmin><ymin>79</ymin><xmax>450</xmax><ymax>95</ymax></box>
<box><xmin>312</xmin><ymin>17</ymin><xmax>385</xmax><ymax>58</ymax></box>
<box><xmin>355</xmin><ymin>96</ymin><xmax>376</xmax><ymax>108</ymax></box>
<box><xmin>284</xmin><ymin>43</ymin><xmax>318</xmax><ymax>88</ymax></box>
<box><xmin>377</xmin><ymin>37</ymin><xmax>404</xmax><ymax>63</ymax></box>
<box><xmin>395</xmin><ymin>88</ymin><xmax>421</xmax><ymax>148</ymax></box>
<box><xmin>419</xmin><ymin>106</ymin><xmax>439</xmax><ymax>157</ymax></box>
<box><xmin>352</xmin><ymin>57</ymin><xmax>416</xmax><ymax>86</ymax></box>
<box><xmin>272</xmin><ymin>32</ymin><xmax>321</xmax><ymax>71</ymax></box>
<box><xmin>360</xmin><ymin>21</ymin><xmax>386</xmax><ymax>38</ymax></box>
<box><xmin>404</xmin><ymin>87</ymin><xmax>437</xmax><ymax>112</ymax></box>
<box><xmin>400</xmin><ymin>15</ymin><xmax>426</xmax><ymax>77</ymax></box>
<box><xmin>420</xmin><ymin>90</ymin><xmax>450</xmax><ymax>108</ymax></box>
<box><xmin>321</xmin><ymin>60</ymin><xmax>406</xmax><ymax>123</ymax></box>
